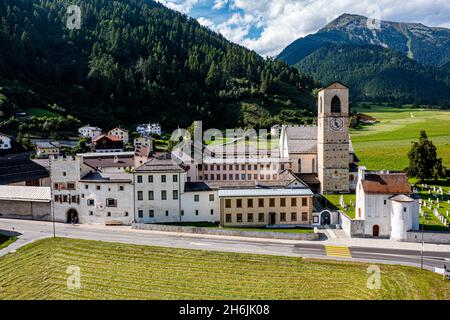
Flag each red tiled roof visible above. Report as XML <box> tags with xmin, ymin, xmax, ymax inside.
<box><xmin>92</xmin><ymin>135</ymin><xmax>123</xmax><ymax>142</ymax></box>
<box><xmin>362</xmin><ymin>173</ymin><xmax>411</xmax><ymax>194</ymax></box>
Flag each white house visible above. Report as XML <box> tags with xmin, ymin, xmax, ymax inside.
<box><xmin>108</xmin><ymin>127</ymin><xmax>129</xmax><ymax>144</ymax></box>
<box><xmin>78</xmin><ymin>126</ymin><xmax>102</xmax><ymax>139</ymax></box>
<box><xmin>36</xmin><ymin>141</ymin><xmax>60</xmax><ymax>158</ymax></box>
<box><xmin>0</xmin><ymin>133</ymin><xmax>11</xmax><ymax>150</ymax></box>
<box><xmin>355</xmin><ymin>167</ymin><xmax>419</xmax><ymax>239</ymax></box>
<box><xmin>136</xmin><ymin>123</ymin><xmax>161</xmax><ymax>137</ymax></box>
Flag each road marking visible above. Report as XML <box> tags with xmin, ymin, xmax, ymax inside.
<box><xmin>189</xmin><ymin>242</ymin><xmax>211</xmax><ymax>246</ymax></box>
<box><xmin>325</xmin><ymin>246</ymin><xmax>352</xmax><ymax>258</ymax></box>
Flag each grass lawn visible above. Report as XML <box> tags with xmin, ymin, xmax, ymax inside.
<box><xmin>24</xmin><ymin>107</ymin><xmax>60</xmax><ymax>117</ymax></box>
<box><xmin>160</xmin><ymin>222</ymin><xmax>314</xmax><ymax>234</ymax></box>
<box><xmin>323</xmin><ymin>194</ymin><xmax>356</xmax><ymax>219</ymax></box>
<box><xmin>0</xmin><ymin>234</ymin><xmax>17</xmax><ymax>250</ymax></box>
<box><xmin>351</xmin><ymin>106</ymin><xmax>450</xmax><ymax>170</ymax></box>
<box><xmin>0</xmin><ymin>238</ymin><xmax>448</xmax><ymax>300</ymax></box>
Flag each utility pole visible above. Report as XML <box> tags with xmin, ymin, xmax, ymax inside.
<box><xmin>421</xmin><ymin>221</ymin><xmax>424</xmax><ymax>270</ymax></box>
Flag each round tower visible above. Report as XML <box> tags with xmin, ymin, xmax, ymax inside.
<box><xmin>390</xmin><ymin>195</ymin><xmax>417</xmax><ymax>241</ymax></box>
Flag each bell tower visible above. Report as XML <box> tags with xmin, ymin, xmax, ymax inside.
<box><xmin>317</xmin><ymin>82</ymin><xmax>350</xmax><ymax>194</ymax></box>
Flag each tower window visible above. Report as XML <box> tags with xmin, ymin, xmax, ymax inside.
<box><xmin>331</xmin><ymin>96</ymin><xmax>341</xmax><ymax>113</ymax></box>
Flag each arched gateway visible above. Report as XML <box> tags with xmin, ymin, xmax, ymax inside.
<box><xmin>66</xmin><ymin>208</ymin><xmax>79</xmax><ymax>224</ymax></box>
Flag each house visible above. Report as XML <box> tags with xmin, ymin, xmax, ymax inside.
<box><xmin>134</xmin><ymin>137</ymin><xmax>154</xmax><ymax>152</ymax></box>
<box><xmin>108</xmin><ymin>127</ymin><xmax>129</xmax><ymax>144</ymax></box>
<box><xmin>136</xmin><ymin>123</ymin><xmax>161</xmax><ymax>137</ymax></box>
<box><xmin>0</xmin><ymin>185</ymin><xmax>51</xmax><ymax>221</ymax></box>
<box><xmin>0</xmin><ymin>154</ymin><xmax>50</xmax><ymax>186</ymax></box>
<box><xmin>0</xmin><ymin>133</ymin><xmax>12</xmax><ymax>150</ymax></box>
<box><xmin>36</xmin><ymin>141</ymin><xmax>60</xmax><ymax>158</ymax></box>
<box><xmin>355</xmin><ymin>166</ymin><xmax>419</xmax><ymax>239</ymax></box>
<box><xmin>92</xmin><ymin>135</ymin><xmax>124</xmax><ymax>153</ymax></box>
<box><xmin>78</xmin><ymin>125</ymin><xmax>102</xmax><ymax>139</ymax></box>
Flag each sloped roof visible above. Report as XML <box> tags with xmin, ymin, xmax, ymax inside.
<box><xmin>83</xmin><ymin>155</ymin><xmax>134</xmax><ymax>168</ymax></box>
<box><xmin>285</xmin><ymin>126</ymin><xmax>317</xmax><ymax>154</ymax></box>
<box><xmin>135</xmin><ymin>157</ymin><xmax>186</xmax><ymax>173</ymax></box>
<box><xmin>0</xmin><ymin>154</ymin><xmax>49</xmax><ymax>185</ymax></box>
<box><xmin>36</xmin><ymin>141</ymin><xmax>60</xmax><ymax>149</ymax></box>
<box><xmin>92</xmin><ymin>135</ymin><xmax>123</xmax><ymax>142</ymax></box>
<box><xmin>0</xmin><ymin>186</ymin><xmax>51</xmax><ymax>202</ymax></box>
<box><xmin>389</xmin><ymin>194</ymin><xmax>415</xmax><ymax>202</ymax></box>
<box><xmin>362</xmin><ymin>173</ymin><xmax>411</xmax><ymax>194</ymax></box>
<box><xmin>80</xmin><ymin>172</ymin><xmax>132</xmax><ymax>183</ymax></box>
<box><xmin>318</xmin><ymin>81</ymin><xmax>349</xmax><ymax>91</ymax></box>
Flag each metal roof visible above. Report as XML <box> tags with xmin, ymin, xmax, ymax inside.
<box><xmin>0</xmin><ymin>154</ymin><xmax>49</xmax><ymax>185</ymax></box>
<box><xmin>0</xmin><ymin>186</ymin><xmax>51</xmax><ymax>202</ymax></box>
<box><xmin>218</xmin><ymin>188</ymin><xmax>313</xmax><ymax>197</ymax></box>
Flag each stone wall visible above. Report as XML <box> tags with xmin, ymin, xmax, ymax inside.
<box><xmin>132</xmin><ymin>223</ymin><xmax>319</xmax><ymax>240</ymax></box>
<box><xmin>406</xmin><ymin>230</ymin><xmax>450</xmax><ymax>244</ymax></box>
<box><xmin>339</xmin><ymin>211</ymin><xmax>365</xmax><ymax>237</ymax></box>
<box><xmin>0</xmin><ymin>200</ymin><xmax>51</xmax><ymax>221</ymax></box>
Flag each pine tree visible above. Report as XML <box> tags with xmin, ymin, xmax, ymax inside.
<box><xmin>406</xmin><ymin>130</ymin><xmax>446</xmax><ymax>182</ymax></box>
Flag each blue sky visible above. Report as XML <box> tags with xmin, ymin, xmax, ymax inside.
<box><xmin>157</xmin><ymin>0</ymin><xmax>450</xmax><ymax>57</ymax></box>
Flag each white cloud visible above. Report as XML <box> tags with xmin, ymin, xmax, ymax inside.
<box><xmin>158</xmin><ymin>0</ymin><xmax>450</xmax><ymax>57</ymax></box>
<box><xmin>157</xmin><ymin>0</ymin><xmax>200</xmax><ymax>14</ymax></box>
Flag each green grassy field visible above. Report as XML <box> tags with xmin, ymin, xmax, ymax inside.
<box><xmin>324</xmin><ymin>194</ymin><xmax>356</xmax><ymax>219</ymax></box>
<box><xmin>161</xmin><ymin>222</ymin><xmax>314</xmax><ymax>234</ymax></box>
<box><xmin>351</xmin><ymin>106</ymin><xmax>450</xmax><ymax>170</ymax></box>
<box><xmin>24</xmin><ymin>107</ymin><xmax>60</xmax><ymax>117</ymax></box>
<box><xmin>0</xmin><ymin>234</ymin><xmax>17</xmax><ymax>250</ymax></box>
<box><xmin>0</xmin><ymin>238</ymin><xmax>448</xmax><ymax>300</ymax></box>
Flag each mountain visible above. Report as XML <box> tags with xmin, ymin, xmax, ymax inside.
<box><xmin>0</xmin><ymin>0</ymin><xmax>316</xmax><ymax>134</ymax></box>
<box><xmin>278</xmin><ymin>14</ymin><xmax>450</xmax><ymax>105</ymax></box>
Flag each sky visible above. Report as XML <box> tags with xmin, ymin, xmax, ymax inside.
<box><xmin>156</xmin><ymin>0</ymin><xmax>450</xmax><ymax>57</ymax></box>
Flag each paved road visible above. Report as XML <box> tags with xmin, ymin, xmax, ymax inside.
<box><xmin>1</xmin><ymin>219</ymin><xmax>449</xmax><ymax>272</ymax></box>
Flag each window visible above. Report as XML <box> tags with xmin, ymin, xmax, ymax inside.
<box><xmin>225</xmin><ymin>199</ymin><xmax>231</xmax><ymax>208</ymax></box>
<box><xmin>280</xmin><ymin>212</ymin><xmax>286</xmax><ymax>222</ymax></box>
<box><xmin>63</xmin><ymin>172</ymin><xmax>66</xmax><ymax>176</ymax></box>
<box><xmin>280</xmin><ymin>198</ymin><xmax>286</xmax><ymax>207</ymax></box>
<box><xmin>226</xmin><ymin>214</ymin><xmax>232</xmax><ymax>223</ymax></box>
<box><xmin>173</xmin><ymin>190</ymin><xmax>178</xmax><ymax>200</ymax></box>
<box><xmin>119</xmin><ymin>185</ymin><xmax>124</xmax><ymax>191</ymax></box>
<box><xmin>302</xmin><ymin>212</ymin><xmax>308</xmax><ymax>222</ymax></box>
<box><xmin>161</xmin><ymin>190</ymin><xmax>167</xmax><ymax>200</ymax></box>
<box><xmin>137</xmin><ymin>175</ymin><xmax>143</xmax><ymax>183</ymax></box>
<box><xmin>291</xmin><ymin>212</ymin><xmax>297</xmax><ymax>221</ymax></box>
<box><xmin>302</xmin><ymin>198</ymin><xmax>308</xmax><ymax>206</ymax></box>
<box><xmin>384</xmin><ymin>200</ymin><xmax>387</xmax><ymax>205</ymax></box>
<box><xmin>194</xmin><ymin>194</ymin><xmax>200</xmax><ymax>202</ymax></box>
<box><xmin>54</xmin><ymin>195</ymin><xmax>59</xmax><ymax>202</ymax></box>
<box><xmin>87</xmin><ymin>199</ymin><xmax>95</xmax><ymax>206</ymax></box>
<box><xmin>247</xmin><ymin>199</ymin><xmax>253</xmax><ymax>208</ymax></box>
<box><xmin>149</xmin><ymin>210</ymin><xmax>154</xmax><ymax>218</ymax></box>
<box><xmin>125</xmin><ymin>212</ymin><xmax>129</xmax><ymax>217</ymax></box>
<box><xmin>181</xmin><ymin>210</ymin><xmax>184</xmax><ymax>216</ymax></box>
<box><xmin>107</xmin><ymin>212</ymin><xmax>111</xmax><ymax>217</ymax></box>
<box><xmin>161</xmin><ymin>175</ymin><xmax>166</xmax><ymax>183</ymax></box>
<box><xmin>138</xmin><ymin>210</ymin><xmax>143</xmax><ymax>218</ymax></box>
<box><xmin>210</xmin><ymin>209</ymin><xmax>214</xmax><ymax>215</ymax></box>
<box><xmin>312</xmin><ymin>158</ymin><xmax>316</xmax><ymax>173</ymax></box>
<box><xmin>298</xmin><ymin>159</ymin><xmax>302</xmax><ymax>173</ymax></box>
<box><xmin>209</xmin><ymin>194</ymin><xmax>214</xmax><ymax>202</ymax></box>
<box><xmin>173</xmin><ymin>175</ymin><xmax>178</xmax><ymax>182</ymax></box>
<box><xmin>148</xmin><ymin>191</ymin><xmax>154</xmax><ymax>200</ymax></box>
<box><xmin>258</xmin><ymin>213</ymin><xmax>264</xmax><ymax>223</ymax></box>
<box><xmin>137</xmin><ymin>191</ymin><xmax>143</xmax><ymax>201</ymax></box>
<box><xmin>313</xmin><ymin>216</ymin><xmax>319</xmax><ymax>224</ymax></box>
<box><xmin>269</xmin><ymin>198</ymin><xmax>275</xmax><ymax>207</ymax></box>
<box><xmin>204</xmin><ymin>165</ymin><xmax>208</xmax><ymax>171</ymax></box>
<box><xmin>165</xmin><ymin>210</ymin><xmax>169</xmax><ymax>216</ymax></box>
<box><xmin>237</xmin><ymin>214</ymin><xmax>243</xmax><ymax>223</ymax></box>
<box><xmin>106</xmin><ymin>198</ymin><xmax>117</xmax><ymax>207</ymax></box>
<box><xmin>195</xmin><ymin>210</ymin><xmax>199</xmax><ymax>216</ymax></box>
<box><xmin>89</xmin><ymin>211</ymin><xmax>93</xmax><ymax>216</ymax></box>
<box><xmin>331</xmin><ymin>96</ymin><xmax>341</xmax><ymax>113</ymax></box>
<box><xmin>84</xmin><ymin>185</ymin><xmax>89</xmax><ymax>190</ymax></box>
<box><xmin>96</xmin><ymin>185</ymin><xmax>101</xmax><ymax>190</ymax></box>
<box><xmin>258</xmin><ymin>199</ymin><xmax>264</xmax><ymax>207</ymax></box>
<box><xmin>236</xmin><ymin>199</ymin><xmax>242</xmax><ymax>208</ymax></box>
<box><xmin>291</xmin><ymin>198</ymin><xmax>297</xmax><ymax>207</ymax></box>
<box><xmin>148</xmin><ymin>175</ymin><xmax>153</xmax><ymax>183</ymax></box>
<box><xmin>247</xmin><ymin>213</ymin><xmax>253</xmax><ymax>223</ymax></box>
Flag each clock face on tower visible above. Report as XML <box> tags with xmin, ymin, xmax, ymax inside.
<box><xmin>329</xmin><ymin>117</ymin><xmax>344</xmax><ymax>131</ymax></box>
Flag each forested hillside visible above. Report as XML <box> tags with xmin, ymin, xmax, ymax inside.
<box><xmin>296</xmin><ymin>44</ymin><xmax>450</xmax><ymax>104</ymax></box>
<box><xmin>0</xmin><ymin>0</ymin><xmax>316</xmax><ymax>133</ymax></box>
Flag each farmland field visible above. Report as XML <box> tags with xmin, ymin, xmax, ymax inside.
<box><xmin>0</xmin><ymin>238</ymin><xmax>449</xmax><ymax>300</ymax></box>
<box><xmin>351</xmin><ymin>106</ymin><xmax>450</xmax><ymax>170</ymax></box>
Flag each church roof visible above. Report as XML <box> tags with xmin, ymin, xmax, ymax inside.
<box><xmin>318</xmin><ymin>81</ymin><xmax>349</xmax><ymax>91</ymax></box>
<box><xmin>285</xmin><ymin>126</ymin><xmax>317</xmax><ymax>154</ymax></box>
<box><xmin>362</xmin><ymin>173</ymin><xmax>411</xmax><ymax>194</ymax></box>
<box><xmin>284</xmin><ymin>126</ymin><xmax>355</xmax><ymax>155</ymax></box>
